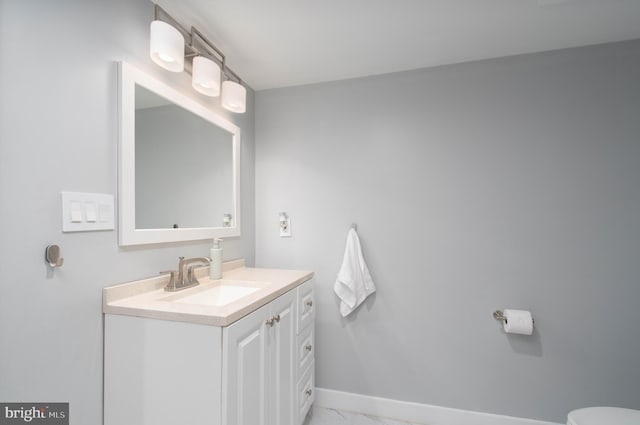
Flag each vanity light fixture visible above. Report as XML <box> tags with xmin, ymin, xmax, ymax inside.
<box><xmin>150</xmin><ymin>4</ymin><xmax>246</xmax><ymax>113</ymax></box>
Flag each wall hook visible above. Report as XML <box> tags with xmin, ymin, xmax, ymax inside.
<box><xmin>45</xmin><ymin>245</ymin><xmax>64</xmax><ymax>268</ymax></box>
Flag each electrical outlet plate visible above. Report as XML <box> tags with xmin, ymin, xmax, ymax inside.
<box><xmin>280</xmin><ymin>216</ymin><xmax>291</xmax><ymax>237</ymax></box>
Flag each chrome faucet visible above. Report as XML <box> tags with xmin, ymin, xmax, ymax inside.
<box><xmin>161</xmin><ymin>256</ymin><xmax>211</xmax><ymax>292</ymax></box>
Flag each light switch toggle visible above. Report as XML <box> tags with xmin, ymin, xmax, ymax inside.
<box><xmin>85</xmin><ymin>202</ymin><xmax>97</xmax><ymax>223</ymax></box>
<box><xmin>70</xmin><ymin>202</ymin><xmax>83</xmax><ymax>223</ymax></box>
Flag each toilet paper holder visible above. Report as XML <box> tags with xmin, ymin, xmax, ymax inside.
<box><xmin>493</xmin><ymin>310</ymin><xmax>535</xmax><ymax>324</ymax></box>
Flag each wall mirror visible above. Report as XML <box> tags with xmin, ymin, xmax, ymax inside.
<box><xmin>118</xmin><ymin>62</ymin><xmax>241</xmax><ymax>246</ymax></box>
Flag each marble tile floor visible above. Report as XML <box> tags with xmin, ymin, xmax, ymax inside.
<box><xmin>303</xmin><ymin>406</ymin><xmax>425</xmax><ymax>425</ymax></box>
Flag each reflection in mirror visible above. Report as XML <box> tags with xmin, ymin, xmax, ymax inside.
<box><xmin>135</xmin><ymin>85</ymin><xmax>233</xmax><ymax>229</ymax></box>
<box><xmin>118</xmin><ymin>62</ymin><xmax>241</xmax><ymax>246</ymax></box>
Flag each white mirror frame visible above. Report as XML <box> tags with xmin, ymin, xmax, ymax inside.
<box><xmin>118</xmin><ymin>61</ymin><xmax>241</xmax><ymax>246</ymax></box>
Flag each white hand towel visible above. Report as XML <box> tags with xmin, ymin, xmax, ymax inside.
<box><xmin>334</xmin><ymin>228</ymin><xmax>376</xmax><ymax>317</ymax></box>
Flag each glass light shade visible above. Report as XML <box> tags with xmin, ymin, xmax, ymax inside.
<box><xmin>150</xmin><ymin>20</ymin><xmax>184</xmax><ymax>72</ymax></box>
<box><xmin>221</xmin><ymin>80</ymin><xmax>246</xmax><ymax>113</ymax></box>
<box><xmin>192</xmin><ymin>56</ymin><xmax>221</xmax><ymax>97</ymax></box>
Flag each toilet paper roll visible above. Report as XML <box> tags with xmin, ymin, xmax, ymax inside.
<box><xmin>503</xmin><ymin>309</ymin><xmax>534</xmax><ymax>335</ymax></box>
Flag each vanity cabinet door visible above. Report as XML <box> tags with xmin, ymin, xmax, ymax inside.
<box><xmin>222</xmin><ymin>303</ymin><xmax>270</xmax><ymax>425</ymax></box>
<box><xmin>222</xmin><ymin>289</ymin><xmax>298</xmax><ymax>425</ymax></box>
<box><xmin>268</xmin><ymin>290</ymin><xmax>297</xmax><ymax>425</ymax></box>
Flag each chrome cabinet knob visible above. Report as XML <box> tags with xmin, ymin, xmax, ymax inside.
<box><xmin>265</xmin><ymin>314</ymin><xmax>280</xmax><ymax>327</ymax></box>
<box><xmin>305</xmin><ymin>300</ymin><xmax>313</xmax><ymax>308</ymax></box>
<box><xmin>304</xmin><ymin>344</ymin><xmax>312</xmax><ymax>352</ymax></box>
<box><xmin>305</xmin><ymin>389</ymin><xmax>312</xmax><ymax>397</ymax></box>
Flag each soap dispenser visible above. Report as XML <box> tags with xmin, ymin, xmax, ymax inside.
<box><xmin>209</xmin><ymin>238</ymin><xmax>223</xmax><ymax>280</ymax></box>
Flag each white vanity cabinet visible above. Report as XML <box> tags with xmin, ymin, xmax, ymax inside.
<box><xmin>223</xmin><ymin>279</ymin><xmax>315</xmax><ymax>425</ymax></box>
<box><xmin>104</xmin><ymin>276</ymin><xmax>314</xmax><ymax>425</ymax></box>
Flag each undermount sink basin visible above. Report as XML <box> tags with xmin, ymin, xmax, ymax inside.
<box><xmin>165</xmin><ymin>280</ymin><xmax>268</xmax><ymax>307</ymax></box>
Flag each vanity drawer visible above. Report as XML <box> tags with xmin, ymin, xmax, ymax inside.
<box><xmin>297</xmin><ymin>323</ymin><xmax>314</xmax><ymax>377</ymax></box>
<box><xmin>297</xmin><ymin>279</ymin><xmax>314</xmax><ymax>333</ymax></box>
<box><xmin>297</xmin><ymin>361</ymin><xmax>315</xmax><ymax>425</ymax></box>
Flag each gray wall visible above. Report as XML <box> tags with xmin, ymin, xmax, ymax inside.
<box><xmin>255</xmin><ymin>40</ymin><xmax>640</xmax><ymax>422</ymax></box>
<box><xmin>0</xmin><ymin>1</ymin><xmax>255</xmax><ymax>424</ymax></box>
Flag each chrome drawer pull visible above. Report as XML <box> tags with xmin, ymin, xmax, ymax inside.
<box><xmin>273</xmin><ymin>313</ymin><xmax>280</xmax><ymax>323</ymax></box>
<box><xmin>265</xmin><ymin>317</ymin><xmax>275</xmax><ymax>327</ymax></box>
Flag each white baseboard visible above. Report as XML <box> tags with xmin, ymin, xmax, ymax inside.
<box><xmin>313</xmin><ymin>388</ymin><xmax>563</xmax><ymax>425</ymax></box>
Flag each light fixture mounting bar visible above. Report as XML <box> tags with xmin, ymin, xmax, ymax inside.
<box><xmin>153</xmin><ymin>3</ymin><xmax>243</xmax><ymax>85</ymax></box>
<box><xmin>154</xmin><ymin>4</ymin><xmax>190</xmax><ymax>40</ymax></box>
<box><xmin>191</xmin><ymin>27</ymin><xmax>225</xmax><ymax>66</ymax></box>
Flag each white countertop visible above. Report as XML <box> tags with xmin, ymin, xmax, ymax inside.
<box><xmin>103</xmin><ymin>259</ymin><xmax>314</xmax><ymax>326</ymax></box>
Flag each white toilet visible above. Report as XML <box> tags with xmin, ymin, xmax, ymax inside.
<box><xmin>567</xmin><ymin>406</ymin><xmax>640</xmax><ymax>425</ymax></box>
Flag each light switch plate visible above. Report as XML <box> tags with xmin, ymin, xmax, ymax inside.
<box><xmin>62</xmin><ymin>192</ymin><xmax>114</xmax><ymax>232</ymax></box>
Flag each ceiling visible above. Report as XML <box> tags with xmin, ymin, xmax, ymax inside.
<box><xmin>155</xmin><ymin>0</ymin><xmax>640</xmax><ymax>91</ymax></box>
